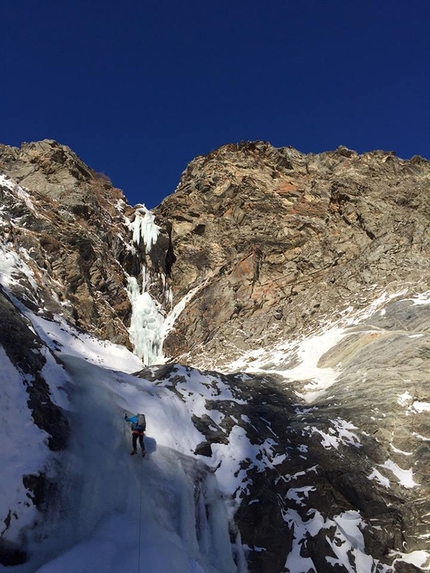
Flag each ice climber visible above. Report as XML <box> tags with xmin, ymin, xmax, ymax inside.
<box><xmin>124</xmin><ymin>412</ymin><xmax>146</xmax><ymax>457</ymax></box>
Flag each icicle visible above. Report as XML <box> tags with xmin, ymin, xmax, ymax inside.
<box><xmin>129</xmin><ymin>206</ymin><xmax>160</xmax><ymax>252</ymax></box>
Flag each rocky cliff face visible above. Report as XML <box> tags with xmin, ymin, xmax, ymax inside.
<box><xmin>0</xmin><ymin>139</ymin><xmax>429</xmax><ymax>572</ymax></box>
<box><xmin>0</xmin><ymin>140</ymin><xmax>171</xmax><ymax>351</ymax></box>
<box><xmin>154</xmin><ymin>141</ymin><xmax>430</xmax><ymax>368</ymax></box>
<box><xmin>2</xmin><ymin>139</ymin><xmax>428</xmax><ymax>369</ymax></box>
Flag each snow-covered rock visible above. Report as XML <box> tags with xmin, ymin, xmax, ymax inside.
<box><xmin>0</xmin><ymin>140</ymin><xmax>429</xmax><ymax>572</ymax></box>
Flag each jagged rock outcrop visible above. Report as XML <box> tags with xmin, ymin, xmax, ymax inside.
<box><xmin>155</xmin><ymin>141</ymin><xmax>430</xmax><ymax>368</ymax></box>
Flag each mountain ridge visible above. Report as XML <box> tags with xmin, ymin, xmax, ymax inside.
<box><xmin>0</xmin><ymin>139</ymin><xmax>429</xmax><ymax>572</ymax></box>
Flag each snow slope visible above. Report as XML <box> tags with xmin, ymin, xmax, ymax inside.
<box><xmin>1</xmin><ymin>292</ymin><xmax>430</xmax><ymax>572</ymax></box>
<box><xmin>0</xmin><ymin>311</ymin><xmax>243</xmax><ymax>573</ymax></box>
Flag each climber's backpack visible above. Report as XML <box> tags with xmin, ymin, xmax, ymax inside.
<box><xmin>135</xmin><ymin>413</ymin><xmax>146</xmax><ymax>431</ymax></box>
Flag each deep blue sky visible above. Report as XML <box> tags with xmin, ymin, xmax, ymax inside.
<box><xmin>3</xmin><ymin>1</ymin><xmax>430</xmax><ymax>208</ymax></box>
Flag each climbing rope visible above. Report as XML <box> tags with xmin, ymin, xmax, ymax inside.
<box><xmin>123</xmin><ymin>412</ymin><xmax>144</xmax><ymax>573</ymax></box>
<box><xmin>137</xmin><ymin>450</ymin><xmax>144</xmax><ymax>573</ymax></box>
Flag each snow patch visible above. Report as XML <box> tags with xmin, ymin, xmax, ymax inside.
<box><xmin>0</xmin><ymin>249</ymin><xmax>39</xmax><ymax>294</ymax></box>
<box><xmin>397</xmin><ymin>392</ymin><xmax>430</xmax><ymax>415</ymax></box>
<box><xmin>286</xmin><ymin>486</ymin><xmax>316</xmax><ymax>506</ymax></box>
<box><xmin>391</xmin><ymin>549</ymin><xmax>430</xmax><ymax>570</ymax></box>
<box><xmin>411</xmin><ymin>291</ymin><xmax>430</xmax><ymax>305</ymax></box>
<box><xmin>380</xmin><ymin>459</ymin><xmax>419</xmax><ymax>489</ymax></box>
<box><xmin>227</xmin><ymin>326</ymin><xmax>346</xmax><ymax>402</ymax></box>
<box><xmin>398</xmin><ymin>391</ymin><xmax>412</xmax><ymax>407</ymax></box>
<box><xmin>311</xmin><ymin>418</ymin><xmax>362</xmax><ymax>450</ymax></box>
<box><xmin>390</xmin><ymin>444</ymin><xmax>413</xmax><ymax>456</ymax></box>
<box><xmin>367</xmin><ymin>468</ymin><xmax>390</xmax><ymax>488</ymax></box>
<box><xmin>0</xmin><ymin>173</ymin><xmax>35</xmax><ymax>210</ymax></box>
<box><xmin>21</xmin><ymin>309</ymin><xmax>143</xmax><ymax>373</ymax></box>
<box><xmin>411</xmin><ymin>401</ymin><xmax>430</xmax><ymax>413</ymax></box>
<box><xmin>283</xmin><ymin>508</ymin><xmax>388</xmax><ymax>573</ymax></box>
<box><xmin>413</xmin><ymin>432</ymin><xmax>430</xmax><ymax>442</ymax></box>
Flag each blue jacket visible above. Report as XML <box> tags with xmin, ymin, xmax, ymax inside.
<box><xmin>125</xmin><ymin>414</ymin><xmax>145</xmax><ymax>433</ymax></box>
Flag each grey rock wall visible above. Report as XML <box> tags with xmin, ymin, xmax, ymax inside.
<box><xmin>155</xmin><ymin>142</ymin><xmax>430</xmax><ymax>368</ymax></box>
